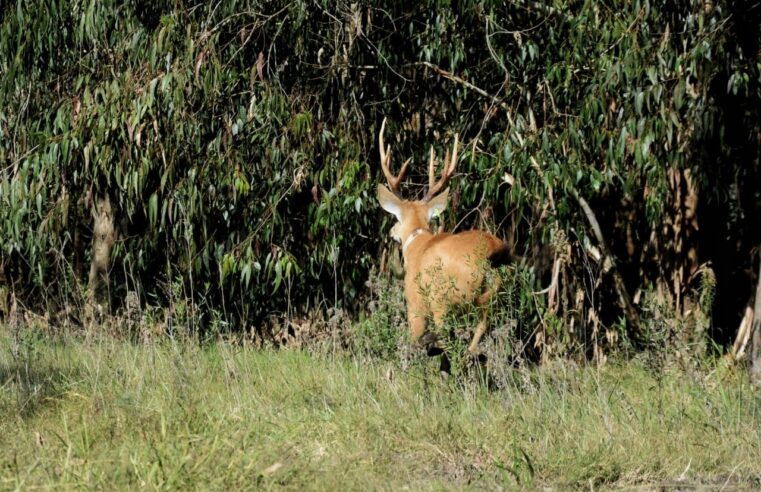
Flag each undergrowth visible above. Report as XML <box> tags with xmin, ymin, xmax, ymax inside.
<box><xmin>2</xmin><ymin>323</ymin><xmax>760</xmax><ymax>490</ymax></box>
<box><xmin>1</xmin><ymin>268</ymin><xmax>757</xmax><ymax>489</ymax></box>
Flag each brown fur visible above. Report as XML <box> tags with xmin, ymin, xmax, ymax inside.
<box><xmin>378</xmin><ymin>187</ymin><xmax>507</xmax><ymax>353</ymax></box>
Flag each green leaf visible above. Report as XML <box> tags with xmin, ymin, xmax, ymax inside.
<box><xmin>148</xmin><ymin>193</ymin><xmax>158</xmax><ymax>228</ymax></box>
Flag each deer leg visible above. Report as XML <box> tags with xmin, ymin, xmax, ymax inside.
<box><xmin>468</xmin><ymin>308</ymin><xmax>490</xmax><ymax>355</ymax></box>
<box><xmin>469</xmin><ymin>276</ymin><xmax>499</xmax><ymax>354</ymax></box>
<box><xmin>425</xmin><ymin>307</ymin><xmax>449</xmax><ymax>367</ymax></box>
<box><xmin>408</xmin><ymin>310</ymin><xmax>427</xmax><ymax>344</ymax></box>
<box><xmin>475</xmin><ymin>274</ymin><xmax>501</xmax><ymax>306</ymax></box>
<box><xmin>418</xmin><ymin>308</ymin><xmax>447</xmax><ymax>353</ymax></box>
<box><xmin>431</xmin><ymin>308</ymin><xmax>445</xmax><ymax>330</ymax></box>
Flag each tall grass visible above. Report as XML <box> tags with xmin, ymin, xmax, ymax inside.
<box><xmin>2</xmin><ymin>325</ymin><xmax>760</xmax><ymax>489</ymax></box>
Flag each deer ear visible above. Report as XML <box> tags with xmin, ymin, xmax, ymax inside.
<box><xmin>427</xmin><ymin>187</ymin><xmax>449</xmax><ymax>221</ymax></box>
<box><xmin>377</xmin><ymin>184</ymin><xmax>402</xmax><ymax>221</ymax></box>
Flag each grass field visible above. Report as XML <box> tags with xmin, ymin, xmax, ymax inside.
<box><xmin>2</xmin><ymin>325</ymin><xmax>761</xmax><ymax>490</ymax></box>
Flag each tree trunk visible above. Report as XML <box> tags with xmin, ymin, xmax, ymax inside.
<box><xmin>749</xmin><ymin>255</ymin><xmax>761</xmax><ymax>385</ymax></box>
<box><xmin>87</xmin><ymin>195</ymin><xmax>116</xmax><ymax>317</ymax></box>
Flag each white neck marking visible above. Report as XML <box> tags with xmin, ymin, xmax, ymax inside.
<box><xmin>402</xmin><ymin>228</ymin><xmax>429</xmax><ymax>255</ymax></box>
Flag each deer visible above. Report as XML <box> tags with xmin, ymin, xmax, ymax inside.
<box><xmin>376</xmin><ymin>118</ymin><xmax>511</xmax><ymax>355</ymax></box>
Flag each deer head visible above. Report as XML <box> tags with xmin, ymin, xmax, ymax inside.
<box><xmin>376</xmin><ymin>118</ymin><xmax>459</xmax><ymax>248</ymax></box>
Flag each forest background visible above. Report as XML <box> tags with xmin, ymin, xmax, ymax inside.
<box><xmin>1</xmin><ymin>0</ymin><xmax>761</xmax><ymax>367</ymax></box>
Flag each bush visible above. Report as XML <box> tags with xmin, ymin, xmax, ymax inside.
<box><xmin>1</xmin><ymin>1</ymin><xmax>759</xmax><ymax>356</ymax></box>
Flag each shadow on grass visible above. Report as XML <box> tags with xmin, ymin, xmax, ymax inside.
<box><xmin>0</xmin><ymin>359</ymin><xmax>81</xmax><ymax>418</ymax></box>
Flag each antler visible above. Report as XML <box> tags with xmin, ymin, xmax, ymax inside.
<box><xmin>379</xmin><ymin>118</ymin><xmax>411</xmax><ymax>197</ymax></box>
<box><xmin>424</xmin><ymin>133</ymin><xmax>459</xmax><ymax>201</ymax></box>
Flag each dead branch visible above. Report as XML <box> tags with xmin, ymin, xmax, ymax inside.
<box><xmin>574</xmin><ymin>190</ymin><xmax>642</xmax><ymax>339</ymax></box>
<box><xmin>732</xmin><ymin>305</ymin><xmax>754</xmax><ymax>360</ymax></box>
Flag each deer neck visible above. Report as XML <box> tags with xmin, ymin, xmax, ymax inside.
<box><xmin>402</xmin><ymin>227</ymin><xmax>431</xmax><ymax>257</ymax></box>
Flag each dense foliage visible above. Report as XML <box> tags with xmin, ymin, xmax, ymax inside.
<box><xmin>1</xmin><ymin>1</ymin><xmax>759</xmax><ymax>351</ymax></box>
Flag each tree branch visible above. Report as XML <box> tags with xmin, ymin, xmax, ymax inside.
<box><xmin>409</xmin><ymin>61</ymin><xmax>514</xmax><ymax>125</ymax></box>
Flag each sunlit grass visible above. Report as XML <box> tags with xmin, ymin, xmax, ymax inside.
<box><xmin>2</xmin><ymin>326</ymin><xmax>760</xmax><ymax>489</ymax></box>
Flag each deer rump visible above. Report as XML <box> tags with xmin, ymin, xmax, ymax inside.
<box><xmin>405</xmin><ymin>230</ymin><xmax>507</xmax><ymax>315</ymax></box>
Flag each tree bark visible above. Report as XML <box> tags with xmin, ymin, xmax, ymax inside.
<box><xmin>749</xmin><ymin>255</ymin><xmax>761</xmax><ymax>385</ymax></box>
<box><xmin>87</xmin><ymin>195</ymin><xmax>116</xmax><ymax>317</ymax></box>
<box><xmin>732</xmin><ymin>304</ymin><xmax>754</xmax><ymax>360</ymax></box>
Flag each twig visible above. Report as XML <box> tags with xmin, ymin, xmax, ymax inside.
<box><xmin>229</xmin><ymin>181</ymin><xmax>295</xmax><ymax>256</ymax></box>
<box><xmin>408</xmin><ymin>61</ymin><xmax>514</xmax><ymax>126</ymax></box>
<box><xmin>601</xmin><ymin>7</ymin><xmax>646</xmax><ymax>56</ymax></box>
<box><xmin>524</xmin><ymin>1</ymin><xmax>564</xmax><ymax>18</ymax></box>
<box><xmin>347</xmin><ymin>61</ymin><xmax>515</xmax><ymax>122</ymax></box>
<box><xmin>529</xmin><ymin>156</ymin><xmax>555</xmax><ymax>213</ymax></box>
<box><xmin>2</xmin><ymin>144</ymin><xmax>41</xmax><ymax>175</ymax></box>
<box><xmin>533</xmin><ymin>254</ymin><xmax>561</xmax><ymax>307</ymax></box>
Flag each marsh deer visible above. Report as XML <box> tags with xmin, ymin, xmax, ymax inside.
<box><xmin>376</xmin><ymin>119</ymin><xmax>510</xmax><ymax>354</ymax></box>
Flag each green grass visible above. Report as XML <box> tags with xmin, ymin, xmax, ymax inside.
<box><xmin>2</xmin><ymin>326</ymin><xmax>760</xmax><ymax>490</ymax></box>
